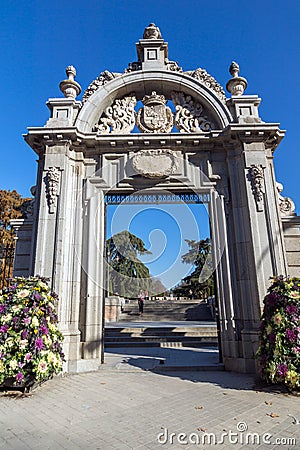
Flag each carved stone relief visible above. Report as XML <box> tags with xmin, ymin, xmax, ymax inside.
<box><xmin>143</xmin><ymin>23</ymin><xmax>162</xmax><ymax>40</ymax></box>
<box><xmin>44</xmin><ymin>167</ymin><xmax>60</xmax><ymax>214</ymax></box>
<box><xmin>94</xmin><ymin>94</ymin><xmax>137</xmax><ymax>134</ymax></box>
<box><xmin>276</xmin><ymin>182</ymin><xmax>295</xmax><ymax>216</ymax></box>
<box><xmin>136</xmin><ymin>92</ymin><xmax>174</xmax><ymax>133</ymax></box>
<box><xmin>171</xmin><ymin>91</ymin><xmax>214</xmax><ymax>132</ymax></box>
<box><xmin>185</xmin><ymin>68</ymin><xmax>226</xmax><ymax>103</ymax></box>
<box><xmin>249</xmin><ymin>165</ymin><xmax>264</xmax><ymax>211</ymax></box>
<box><xmin>82</xmin><ymin>71</ymin><xmax>122</xmax><ymax>103</ymax></box>
<box><xmin>131</xmin><ymin>149</ymin><xmax>178</xmax><ymax>178</ymax></box>
<box><xmin>94</xmin><ymin>90</ymin><xmax>217</xmax><ymax>134</ymax></box>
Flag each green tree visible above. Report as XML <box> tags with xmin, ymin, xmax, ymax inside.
<box><xmin>174</xmin><ymin>238</ymin><xmax>214</xmax><ymax>299</ymax></box>
<box><xmin>106</xmin><ymin>230</ymin><xmax>151</xmax><ymax>298</ymax></box>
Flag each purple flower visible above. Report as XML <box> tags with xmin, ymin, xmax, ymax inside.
<box><xmin>21</xmin><ymin>330</ymin><xmax>29</xmax><ymax>339</ymax></box>
<box><xmin>13</xmin><ymin>316</ymin><xmax>18</xmax><ymax>323</ymax></box>
<box><xmin>0</xmin><ymin>325</ymin><xmax>8</xmax><ymax>334</ymax></box>
<box><xmin>24</xmin><ymin>307</ymin><xmax>29</xmax><ymax>314</ymax></box>
<box><xmin>269</xmin><ymin>333</ymin><xmax>276</xmax><ymax>343</ymax></box>
<box><xmin>23</xmin><ymin>317</ymin><xmax>30</xmax><ymax>325</ymax></box>
<box><xmin>277</xmin><ymin>363</ymin><xmax>288</xmax><ymax>377</ymax></box>
<box><xmin>286</xmin><ymin>305</ymin><xmax>297</xmax><ymax>315</ymax></box>
<box><xmin>0</xmin><ymin>304</ymin><xmax>5</xmax><ymax>313</ymax></box>
<box><xmin>15</xmin><ymin>372</ymin><xmax>24</xmax><ymax>383</ymax></box>
<box><xmin>39</xmin><ymin>325</ymin><xmax>49</xmax><ymax>335</ymax></box>
<box><xmin>25</xmin><ymin>353</ymin><xmax>32</xmax><ymax>362</ymax></box>
<box><xmin>34</xmin><ymin>293</ymin><xmax>41</xmax><ymax>300</ymax></box>
<box><xmin>286</xmin><ymin>329</ymin><xmax>296</xmax><ymax>342</ymax></box>
<box><xmin>35</xmin><ymin>337</ymin><xmax>44</xmax><ymax>350</ymax></box>
<box><xmin>266</xmin><ymin>292</ymin><xmax>278</xmax><ymax>306</ymax></box>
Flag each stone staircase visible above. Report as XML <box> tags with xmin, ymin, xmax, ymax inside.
<box><xmin>119</xmin><ymin>299</ymin><xmax>214</xmax><ymax>322</ymax></box>
<box><xmin>105</xmin><ymin>300</ymin><xmax>218</xmax><ymax>349</ymax></box>
<box><xmin>104</xmin><ymin>324</ymin><xmax>218</xmax><ymax>349</ymax></box>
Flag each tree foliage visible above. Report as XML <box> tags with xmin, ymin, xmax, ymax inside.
<box><xmin>106</xmin><ymin>230</ymin><xmax>151</xmax><ymax>298</ymax></box>
<box><xmin>0</xmin><ymin>189</ymin><xmax>30</xmax><ymax>288</ymax></box>
<box><xmin>174</xmin><ymin>238</ymin><xmax>214</xmax><ymax>299</ymax></box>
<box><xmin>0</xmin><ymin>190</ymin><xmax>29</xmax><ymax>246</ymax></box>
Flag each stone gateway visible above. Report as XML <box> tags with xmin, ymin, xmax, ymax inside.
<box><xmin>12</xmin><ymin>24</ymin><xmax>300</xmax><ymax>373</ymax></box>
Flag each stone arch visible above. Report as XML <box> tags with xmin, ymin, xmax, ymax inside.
<box><xmin>16</xmin><ymin>23</ymin><xmax>297</xmax><ymax>375</ymax></box>
<box><xmin>75</xmin><ymin>70</ymin><xmax>232</xmax><ymax>133</ymax></box>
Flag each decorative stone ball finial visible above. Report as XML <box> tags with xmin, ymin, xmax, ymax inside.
<box><xmin>143</xmin><ymin>23</ymin><xmax>162</xmax><ymax>40</ymax></box>
<box><xmin>226</xmin><ymin>61</ymin><xmax>248</xmax><ymax>96</ymax></box>
<box><xmin>59</xmin><ymin>65</ymin><xmax>82</xmax><ymax>99</ymax></box>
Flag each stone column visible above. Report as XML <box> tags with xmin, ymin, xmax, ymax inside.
<box><xmin>32</xmin><ymin>141</ymin><xmax>84</xmax><ymax>371</ymax></box>
<box><xmin>224</xmin><ymin>138</ymin><xmax>287</xmax><ymax>372</ymax></box>
<box><xmin>80</xmin><ymin>183</ymin><xmax>105</xmax><ymax>367</ymax></box>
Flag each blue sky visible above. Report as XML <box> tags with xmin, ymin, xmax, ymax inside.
<box><xmin>1</xmin><ymin>0</ymin><xmax>299</xmax><ymax>287</ymax></box>
<box><xmin>107</xmin><ymin>203</ymin><xmax>210</xmax><ymax>290</ymax></box>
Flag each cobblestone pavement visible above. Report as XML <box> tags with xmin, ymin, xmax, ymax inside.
<box><xmin>0</xmin><ymin>368</ymin><xmax>299</xmax><ymax>450</ymax></box>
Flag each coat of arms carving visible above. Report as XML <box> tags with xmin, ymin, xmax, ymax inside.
<box><xmin>136</xmin><ymin>91</ymin><xmax>174</xmax><ymax>133</ymax></box>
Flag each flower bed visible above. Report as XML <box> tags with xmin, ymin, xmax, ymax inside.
<box><xmin>0</xmin><ymin>277</ymin><xmax>64</xmax><ymax>390</ymax></box>
<box><xmin>256</xmin><ymin>276</ymin><xmax>300</xmax><ymax>392</ymax></box>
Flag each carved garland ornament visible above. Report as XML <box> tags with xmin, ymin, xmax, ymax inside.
<box><xmin>249</xmin><ymin>165</ymin><xmax>265</xmax><ymax>211</ymax></box>
<box><xmin>185</xmin><ymin>68</ymin><xmax>226</xmax><ymax>103</ymax></box>
<box><xmin>95</xmin><ymin>94</ymin><xmax>137</xmax><ymax>134</ymax></box>
<box><xmin>82</xmin><ymin>71</ymin><xmax>122</xmax><ymax>103</ymax></box>
<box><xmin>131</xmin><ymin>149</ymin><xmax>178</xmax><ymax>178</ymax></box>
<box><xmin>171</xmin><ymin>91</ymin><xmax>213</xmax><ymax>132</ymax></box>
<box><xmin>45</xmin><ymin>167</ymin><xmax>60</xmax><ymax>214</ymax></box>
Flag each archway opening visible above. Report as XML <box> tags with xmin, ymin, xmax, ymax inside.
<box><xmin>103</xmin><ymin>190</ymin><xmax>221</xmax><ymax>370</ymax></box>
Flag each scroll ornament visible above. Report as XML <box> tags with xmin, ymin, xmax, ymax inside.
<box><xmin>171</xmin><ymin>91</ymin><xmax>213</xmax><ymax>132</ymax></box>
<box><xmin>95</xmin><ymin>94</ymin><xmax>137</xmax><ymax>134</ymax></box>
<box><xmin>249</xmin><ymin>165</ymin><xmax>264</xmax><ymax>211</ymax></box>
<box><xmin>45</xmin><ymin>167</ymin><xmax>60</xmax><ymax>214</ymax></box>
<box><xmin>276</xmin><ymin>183</ymin><xmax>295</xmax><ymax>216</ymax></box>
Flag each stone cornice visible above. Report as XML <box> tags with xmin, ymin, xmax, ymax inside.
<box><xmin>24</xmin><ymin>122</ymin><xmax>285</xmax><ymax>155</ymax></box>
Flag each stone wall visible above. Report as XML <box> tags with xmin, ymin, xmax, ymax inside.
<box><xmin>282</xmin><ymin>216</ymin><xmax>300</xmax><ymax>277</ymax></box>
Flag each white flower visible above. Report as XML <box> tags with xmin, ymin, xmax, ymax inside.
<box><xmin>19</xmin><ymin>340</ymin><xmax>28</xmax><ymax>350</ymax></box>
<box><xmin>47</xmin><ymin>352</ymin><xmax>57</xmax><ymax>365</ymax></box>
<box><xmin>17</xmin><ymin>289</ymin><xmax>30</xmax><ymax>299</ymax></box>
<box><xmin>31</xmin><ymin>317</ymin><xmax>39</xmax><ymax>327</ymax></box>
<box><xmin>37</xmin><ymin>360</ymin><xmax>48</xmax><ymax>374</ymax></box>
<box><xmin>6</xmin><ymin>338</ymin><xmax>14</xmax><ymax>348</ymax></box>
<box><xmin>9</xmin><ymin>359</ymin><xmax>18</xmax><ymax>370</ymax></box>
<box><xmin>2</xmin><ymin>314</ymin><xmax>12</xmax><ymax>324</ymax></box>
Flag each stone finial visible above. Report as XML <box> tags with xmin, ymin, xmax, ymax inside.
<box><xmin>59</xmin><ymin>65</ymin><xmax>82</xmax><ymax>99</ymax></box>
<box><xmin>143</xmin><ymin>23</ymin><xmax>162</xmax><ymax>39</ymax></box>
<box><xmin>226</xmin><ymin>61</ymin><xmax>248</xmax><ymax>96</ymax></box>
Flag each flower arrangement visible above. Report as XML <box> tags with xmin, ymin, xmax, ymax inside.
<box><xmin>256</xmin><ymin>276</ymin><xmax>300</xmax><ymax>391</ymax></box>
<box><xmin>0</xmin><ymin>276</ymin><xmax>64</xmax><ymax>388</ymax></box>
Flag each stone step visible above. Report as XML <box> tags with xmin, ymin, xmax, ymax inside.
<box><xmin>105</xmin><ymin>340</ymin><xmax>217</xmax><ymax>348</ymax></box>
<box><xmin>104</xmin><ymin>324</ymin><xmax>218</xmax><ymax>348</ymax></box>
<box><xmin>119</xmin><ymin>301</ymin><xmax>213</xmax><ymax>322</ymax></box>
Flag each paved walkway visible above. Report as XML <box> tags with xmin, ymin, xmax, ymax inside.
<box><xmin>0</xmin><ymin>361</ymin><xmax>299</xmax><ymax>450</ymax></box>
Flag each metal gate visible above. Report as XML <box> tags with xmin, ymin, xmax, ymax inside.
<box><xmin>0</xmin><ymin>244</ymin><xmax>15</xmax><ymax>289</ymax></box>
